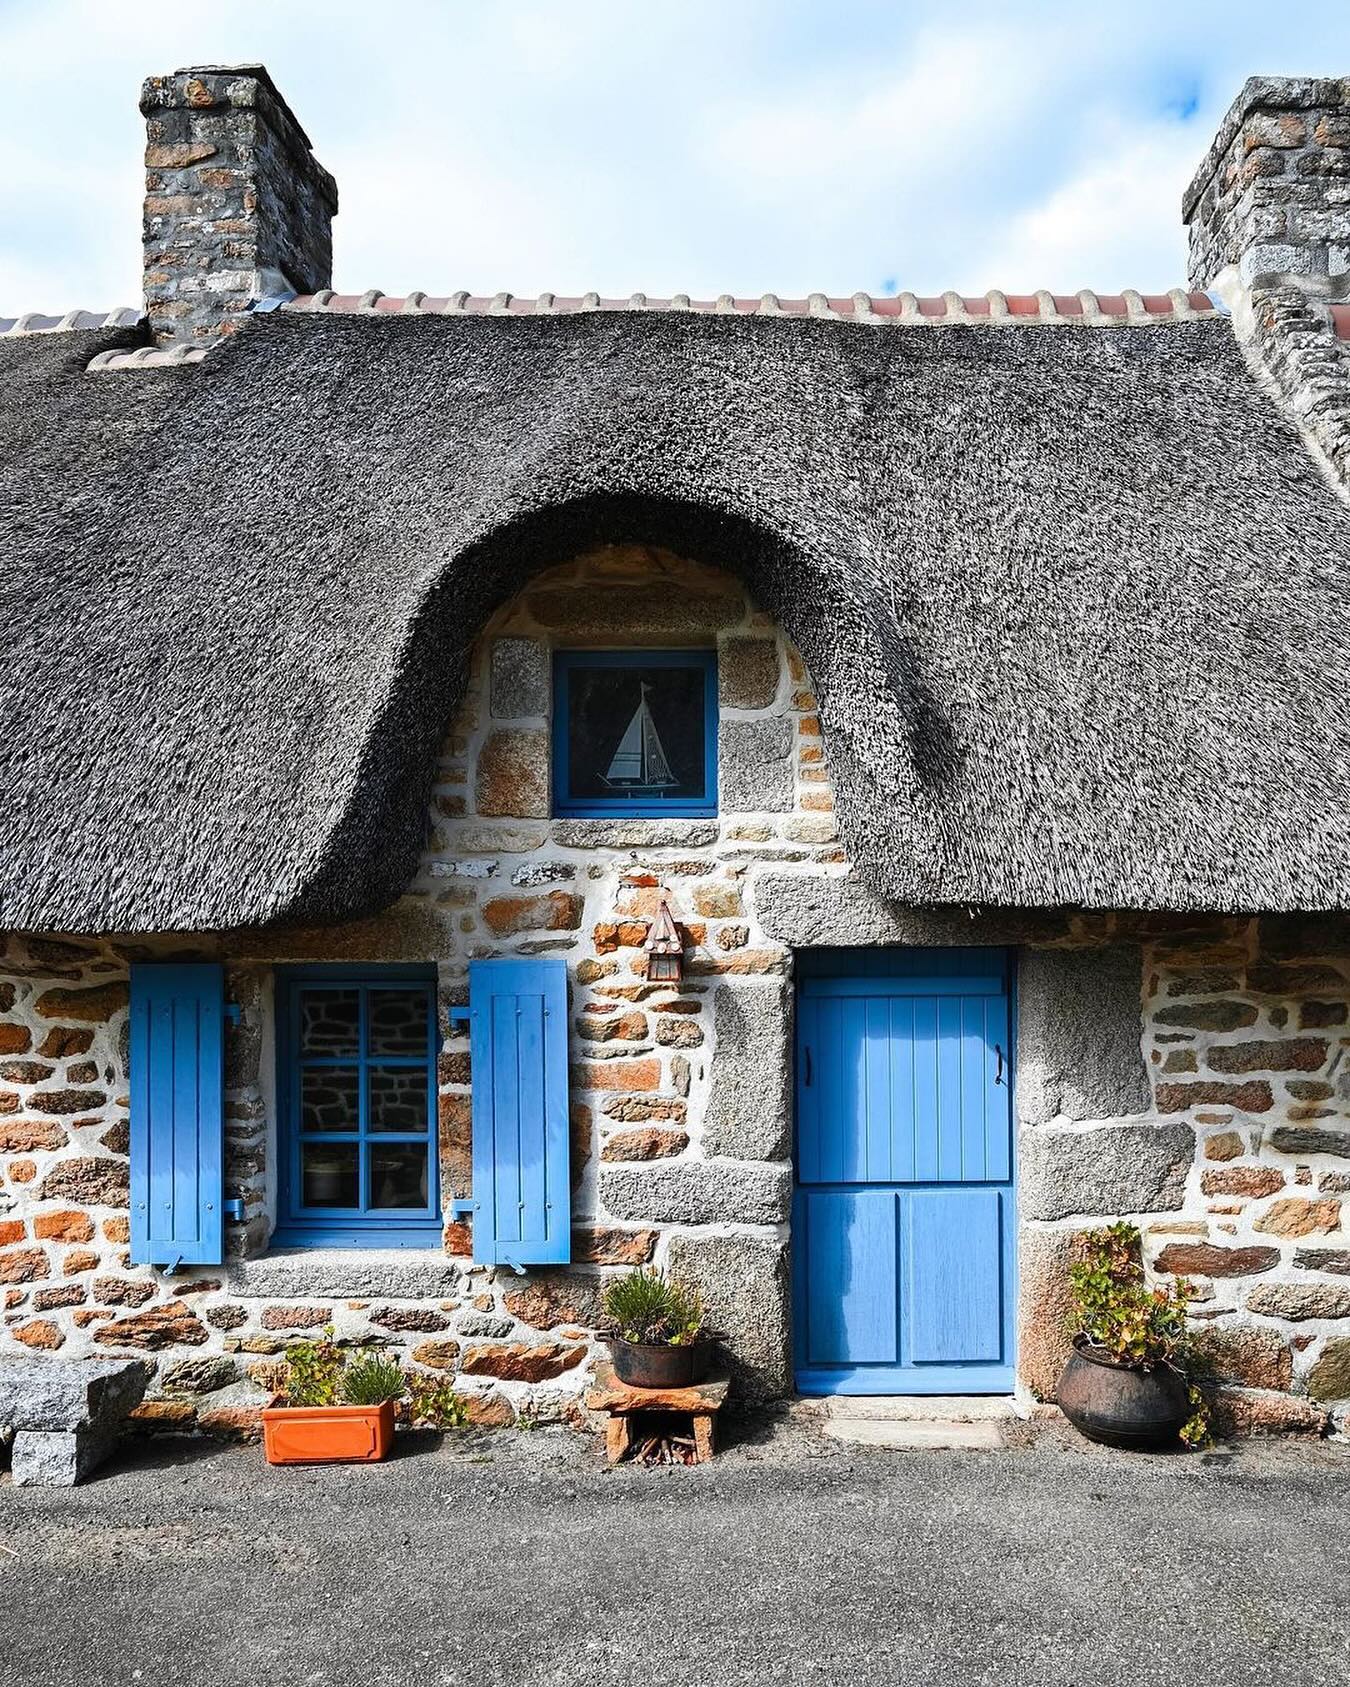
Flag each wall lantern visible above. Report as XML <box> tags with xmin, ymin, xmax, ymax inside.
<box><xmin>644</xmin><ymin>890</ymin><xmax>684</xmax><ymax>984</ymax></box>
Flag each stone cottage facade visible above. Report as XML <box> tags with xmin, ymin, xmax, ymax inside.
<box><xmin>5</xmin><ymin>66</ymin><xmax>1350</xmax><ymax>1437</ymax></box>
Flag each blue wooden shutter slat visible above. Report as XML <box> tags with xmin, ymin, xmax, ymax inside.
<box><xmin>130</xmin><ymin>963</ymin><xmax>225</xmax><ymax>1268</ymax></box>
<box><xmin>469</xmin><ymin>958</ymin><xmax>570</xmax><ymax>1267</ymax></box>
<box><xmin>517</xmin><ymin>993</ymin><xmax>548</xmax><ymax>1241</ymax></box>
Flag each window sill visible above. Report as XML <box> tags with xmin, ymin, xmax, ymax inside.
<box><xmin>550</xmin><ymin>816</ymin><xmax>720</xmax><ymax>849</ymax></box>
<box><xmin>226</xmin><ymin>1243</ymin><xmax>461</xmax><ymax>1302</ymax></box>
<box><xmin>271</xmin><ymin>1223</ymin><xmax>443</xmax><ymax>1251</ymax></box>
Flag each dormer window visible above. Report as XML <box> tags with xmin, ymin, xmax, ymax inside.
<box><xmin>551</xmin><ymin>650</ymin><xmax>717</xmax><ymax>818</ymax></box>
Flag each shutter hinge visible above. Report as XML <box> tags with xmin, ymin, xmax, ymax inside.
<box><xmin>224</xmin><ymin>1002</ymin><xmax>242</xmax><ymax>1027</ymax></box>
<box><xmin>448</xmin><ymin>1198</ymin><xmax>475</xmax><ymax>1217</ymax></box>
<box><xmin>223</xmin><ymin>1198</ymin><xmax>246</xmax><ymax>1222</ymax></box>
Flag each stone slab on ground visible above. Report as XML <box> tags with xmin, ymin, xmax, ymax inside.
<box><xmin>10</xmin><ymin>1424</ymin><xmax>121</xmax><ymax>1486</ymax></box>
<box><xmin>822</xmin><ymin>1393</ymin><xmax>1019</xmax><ymax>1450</ymax></box>
<box><xmin>821</xmin><ymin>1417</ymin><xmax>1009</xmax><ymax>1451</ymax></box>
<box><xmin>0</xmin><ymin>1356</ymin><xmax>147</xmax><ymax>1431</ymax></box>
<box><xmin>822</xmin><ymin>1394</ymin><xmax>1021</xmax><ymax>1423</ymax></box>
<box><xmin>0</xmin><ymin>1356</ymin><xmax>147</xmax><ymax>1487</ymax></box>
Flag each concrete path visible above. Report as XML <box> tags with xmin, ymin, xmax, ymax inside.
<box><xmin>3</xmin><ymin>1413</ymin><xmax>1348</xmax><ymax>1687</ymax></box>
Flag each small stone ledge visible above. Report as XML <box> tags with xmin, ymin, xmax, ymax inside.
<box><xmin>226</xmin><ymin>1248</ymin><xmax>460</xmax><ymax>1301</ymax></box>
<box><xmin>550</xmin><ymin>819</ymin><xmax>720</xmax><ymax>850</ymax></box>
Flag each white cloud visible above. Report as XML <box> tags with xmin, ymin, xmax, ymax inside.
<box><xmin>957</xmin><ymin>125</ymin><xmax>1198</xmax><ymax>293</ymax></box>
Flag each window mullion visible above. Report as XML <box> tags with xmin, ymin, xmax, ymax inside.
<box><xmin>357</xmin><ymin>985</ymin><xmax>370</xmax><ymax>1215</ymax></box>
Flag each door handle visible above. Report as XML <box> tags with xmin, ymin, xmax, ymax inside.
<box><xmin>994</xmin><ymin>1044</ymin><xmax>1005</xmax><ymax>1086</ymax></box>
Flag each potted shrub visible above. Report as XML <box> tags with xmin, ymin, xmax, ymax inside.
<box><xmin>601</xmin><ymin>1267</ymin><xmax>720</xmax><ymax>1388</ymax></box>
<box><xmin>261</xmin><ymin>1332</ymin><xmax>467</xmax><ymax>1465</ymax></box>
<box><xmin>1057</xmin><ymin>1223</ymin><xmax>1209</xmax><ymax>1451</ymax></box>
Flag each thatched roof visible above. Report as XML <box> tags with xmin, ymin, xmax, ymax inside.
<box><xmin>1</xmin><ymin>306</ymin><xmax>1348</xmax><ymax>933</ymax></box>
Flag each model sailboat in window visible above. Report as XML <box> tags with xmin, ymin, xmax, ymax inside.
<box><xmin>602</xmin><ymin>681</ymin><xmax>679</xmax><ymax>792</ymax></box>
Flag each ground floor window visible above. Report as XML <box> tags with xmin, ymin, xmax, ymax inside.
<box><xmin>274</xmin><ymin>966</ymin><xmax>441</xmax><ymax>1248</ymax></box>
<box><xmin>552</xmin><ymin>648</ymin><xmax>717</xmax><ymax>816</ymax></box>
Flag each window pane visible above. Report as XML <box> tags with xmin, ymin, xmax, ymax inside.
<box><xmin>369</xmin><ymin>1143</ymin><xmax>428</xmax><ymax>1210</ymax></box>
<box><xmin>369</xmin><ymin>1065</ymin><xmax>429</xmax><ymax>1133</ymax></box>
<box><xmin>566</xmin><ymin>661</ymin><xmax>708</xmax><ymax>804</ymax></box>
<box><xmin>368</xmin><ymin>988</ymin><xmax>430</xmax><ymax>1057</ymax></box>
<box><xmin>302</xmin><ymin>1142</ymin><xmax>359</xmax><ymax>1209</ymax></box>
<box><xmin>299</xmin><ymin>988</ymin><xmax>360</xmax><ymax>1057</ymax></box>
<box><xmin>300</xmin><ymin>1066</ymin><xmax>359</xmax><ymax>1132</ymax></box>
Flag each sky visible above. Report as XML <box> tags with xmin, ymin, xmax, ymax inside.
<box><xmin>4</xmin><ymin>0</ymin><xmax>1350</xmax><ymax>315</ymax></box>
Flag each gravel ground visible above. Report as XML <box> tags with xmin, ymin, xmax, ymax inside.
<box><xmin>2</xmin><ymin>1411</ymin><xmax>1348</xmax><ymax>1687</ymax></box>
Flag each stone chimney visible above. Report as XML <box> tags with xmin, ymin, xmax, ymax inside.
<box><xmin>1184</xmin><ymin>76</ymin><xmax>1350</xmax><ymax>300</ymax></box>
<box><xmin>140</xmin><ymin>65</ymin><xmax>338</xmax><ymax>344</ymax></box>
<box><xmin>1184</xmin><ymin>77</ymin><xmax>1350</xmax><ymax>494</ymax></box>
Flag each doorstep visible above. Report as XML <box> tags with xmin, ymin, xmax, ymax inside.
<box><xmin>821</xmin><ymin>1394</ymin><xmax>1023</xmax><ymax>1451</ymax></box>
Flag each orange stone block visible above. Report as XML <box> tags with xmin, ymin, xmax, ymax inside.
<box><xmin>12</xmin><ymin>1318</ymin><xmax>64</xmax><ymax>1350</ymax></box>
<box><xmin>570</xmin><ymin>1059</ymin><xmax>661</xmax><ymax>1093</ymax></box>
<box><xmin>34</xmin><ymin>1209</ymin><xmax>95</xmax><ymax>1243</ymax></box>
<box><xmin>482</xmin><ymin>891</ymin><xmax>583</xmax><ymax>937</ymax></box>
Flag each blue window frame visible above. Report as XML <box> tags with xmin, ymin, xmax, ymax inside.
<box><xmin>275</xmin><ymin>966</ymin><xmax>441</xmax><ymax>1249</ymax></box>
<box><xmin>552</xmin><ymin>649</ymin><xmax>718</xmax><ymax>818</ymax></box>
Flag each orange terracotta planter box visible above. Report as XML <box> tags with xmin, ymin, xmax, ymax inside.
<box><xmin>261</xmin><ymin>1399</ymin><xmax>396</xmax><ymax>1466</ymax></box>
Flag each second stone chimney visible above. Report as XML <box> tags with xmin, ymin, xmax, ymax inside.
<box><xmin>140</xmin><ymin>64</ymin><xmax>338</xmax><ymax>344</ymax></box>
<box><xmin>1184</xmin><ymin>76</ymin><xmax>1350</xmax><ymax>300</ymax></box>
<box><xmin>1184</xmin><ymin>76</ymin><xmax>1350</xmax><ymax>494</ymax></box>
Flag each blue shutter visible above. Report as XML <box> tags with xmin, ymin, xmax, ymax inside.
<box><xmin>468</xmin><ymin>958</ymin><xmax>570</xmax><ymax>1267</ymax></box>
<box><xmin>129</xmin><ymin>963</ymin><xmax>225</xmax><ymax>1269</ymax></box>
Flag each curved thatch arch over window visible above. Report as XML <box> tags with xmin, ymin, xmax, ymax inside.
<box><xmin>285</xmin><ymin>490</ymin><xmax>920</xmax><ymax>930</ymax></box>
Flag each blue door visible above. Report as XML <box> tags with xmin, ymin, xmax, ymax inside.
<box><xmin>793</xmin><ymin>949</ymin><xmax>1014</xmax><ymax>1395</ymax></box>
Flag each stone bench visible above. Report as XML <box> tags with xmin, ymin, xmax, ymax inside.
<box><xmin>0</xmin><ymin>1358</ymin><xmax>147</xmax><ymax>1486</ymax></box>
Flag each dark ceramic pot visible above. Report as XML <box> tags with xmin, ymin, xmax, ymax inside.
<box><xmin>606</xmin><ymin>1336</ymin><xmax>718</xmax><ymax>1389</ymax></box>
<box><xmin>1058</xmin><ymin>1337</ymin><xmax>1190</xmax><ymax>1450</ymax></box>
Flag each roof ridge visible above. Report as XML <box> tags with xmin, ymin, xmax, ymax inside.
<box><xmin>285</xmin><ymin>287</ymin><xmax>1218</xmax><ymax>324</ymax></box>
<box><xmin>0</xmin><ymin>307</ymin><xmax>139</xmax><ymax>336</ymax></box>
<box><xmin>75</xmin><ymin>289</ymin><xmax>1231</xmax><ymax>371</ymax></box>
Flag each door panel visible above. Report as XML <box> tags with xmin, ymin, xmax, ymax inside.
<box><xmin>800</xmin><ymin>1190</ymin><xmax>899</xmax><ymax>1367</ymax></box>
<box><xmin>793</xmin><ymin>949</ymin><xmax>1015</xmax><ymax>1395</ymax></box>
<box><xmin>905</xmin><ymin>1189</ymin><xmax>1005</xmax><ymax>1364</ymax></box>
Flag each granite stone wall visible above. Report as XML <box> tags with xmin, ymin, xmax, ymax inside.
<box><xmin>3</xmin><ymin>548</ymin><xmax>1348</xmax><ymax>1439</ymax></box>
<box><xmin>1020</xmin><ymin>917</ymin><xmax>1350</xmax><ymax>1438</ymax></box>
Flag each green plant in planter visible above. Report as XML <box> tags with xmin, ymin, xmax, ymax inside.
<box><xmin>603</xmin><ymin>1267</ymin><xmax>706</xmax><ymax>1346</ymax></box>
<box><xmin>1067</xmin><ymin>1222</ymin><xmax>1211</xmax><ymax>1448</ymax></box>
<box><xmin>340</xmin><ymin>1351</ymin><xmax>406</xmax><ymax>1406</ymax></box>
<box><xmin>282</xmin><ymin>1330</ymin><xmax>345</xmax><ymax>1406</ymax></box>
<box><xmin>279</xmin><ymin>1330</ymin><xmax>468</xmax><ymax>1427</ymax></box>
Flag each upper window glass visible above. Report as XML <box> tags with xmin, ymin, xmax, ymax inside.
<box><xmin>552</xmin><ymin>650</ymin><xmax>717</xmax><ymax>818</ymax></box>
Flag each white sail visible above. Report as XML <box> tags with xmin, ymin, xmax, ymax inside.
<box><xmin>603</xmin><ymin>682</ymin><xmax>679</xmax><ymax>789</ymax></box>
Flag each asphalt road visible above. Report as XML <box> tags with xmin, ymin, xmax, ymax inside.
<box><xmin>3</xmin><ymin>1417</ymin><xmax>1347</xmax><ymax>1687</ymax></box>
